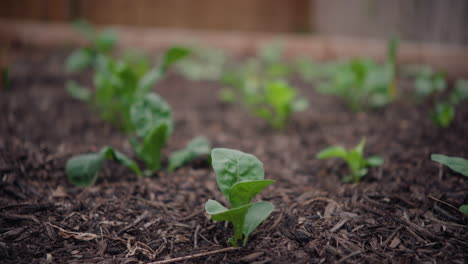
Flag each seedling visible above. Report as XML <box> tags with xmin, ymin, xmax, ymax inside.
<box><xmin>220</xmin><ymin>64</ymin><xmax>308</xmax><ymax>129</ymax></box>
<box><xmin>430</xmin><ymin>78</ymin><xmax>468</xmax><ymax>127</ymax></box>
<box><xmin>67</xmin><ymin>46</ymin><xmax>189</xmax><ymax>132</ymax></box>
<box><xmin>317</xmin><ymin>38</ymin><xmax>399</xmax><ymax>112</ymax></box>
<box><xmin>205</xmin><ymin>148</ymin><xmax>274</xmax><ymax>247</ymax></box>
<box><xmin>66</xmin><ymin>146</ymin><xmax>141</xmax><ymax>187</ymax></box>
<box><xmin>317</xmin><ymin>138</ymin><xmax>383</xmax><ymax>183</ymax></box>
<box><xmin>168</xmin><ymin>137</ymin><xmax>211</xmax><ymax>171</ymax></box>
<box><xmin>65</xmin><ymin>19</ymin><xmax>117</xmax><ymax>73</ymax></box>
<box><xmin>250</xmin><ymin>81</ymin><xmax>308</xmax><ymax>129</ymax></box>
<box><xmin>175</xmin><ymin>46</ymin><xmax>226</xmax><ymax>81</ymax></box>
<box><xmin>257</xmin><ymin>40</ymin><xmax>291</xmax><ymax>78</ymax></box>
<box><xmin>129</xmin><ymin>93</ymin><xmax>173</xmax><ymax>174</ymax></box>
<box><xmin>431</xmin><ymin>154</ymin><xmax>468</xmax><ymax>215</ymax></box>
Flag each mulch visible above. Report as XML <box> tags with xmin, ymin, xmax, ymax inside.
<box><xmin>1</xmin><ymin>48</ymin><xmax>467</xmax><ymax>263</ymax></box>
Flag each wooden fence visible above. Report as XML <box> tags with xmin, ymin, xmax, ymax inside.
<box><xmin>1</xmin><ymin>0</ymin><xmax>467</xmax><ymax>45</ymax></box>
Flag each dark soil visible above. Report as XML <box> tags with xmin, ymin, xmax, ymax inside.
<box><xmin>1</xmin><ymin>48</ymin><xmax>467</xmax><ymax>264</ymax></box>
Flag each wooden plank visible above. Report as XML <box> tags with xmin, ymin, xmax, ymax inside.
<box><xmin>1</xmin><ymin>19</ymin><xmax>467</xmax><ymax>78</ymax></box>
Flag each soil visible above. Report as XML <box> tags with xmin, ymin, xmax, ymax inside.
<box><xmin>1</xmin><ymin>48</ymin><xmax>467</xmax><ymax>264</ymax></box>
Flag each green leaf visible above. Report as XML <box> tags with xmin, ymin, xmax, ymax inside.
<box><xmin>316</xmin><ymin>146</ymin><xmax>347</xmax><ymax>160</ymax></box>
<box><xmin>431</xmin><ymin>154</ymin><xmax>468</xmax><ymax>177</ymax></box>
<box><xmin>205</xmin><ymin>199</ymin><xmax>252</xmax><ymax>246</ymax></box>
<box><xmin>354</xmin><ymin>138</ymin><xmax>366</xmax><ymax>155</ymax></box>
<box><xmin>138</xmin><ymin>123</ymin><xmax>169</xmax><ymax>173</ymax></box>
<box><xmin>160</xmin><ymin>46</ymin><xmax>190</xmax><ymax>72</ymax></box>
<box><xmin>168</xmin><ymin>137</ymin><xmax>211</xmax><ymax>171</ymax></box>
<box><xmin>72</xmin><ymin>19</ymin><xmax>95</xmax><ymax>40</ymax></box>
<box><xmin>366</xmin><ymin>156</ymin><xmax>384</xmax><ymax>167</ymax></box>
<box><xmin>66</xmin><ymin>152</ymin><xmax>105</xmax><ymax>187</ymax></box>
<box><xmin>228</xmin><ymin>180</ymin><xmax>275</xmax><ymax>208</ymax></box>
<box><xmin>130</xmin><ymin>93</ymin><xmax>173</xmax><ymax>138</ymax></box>
<box><xmin>242</xmin><ymin>201</ymin><xmax>274</xmax><ymax>246</ymax></box>
<box><xmin>137</xmin><ymin>67</ymin><xmax>163</xmax><ymax>96</ymax></box>
<box><xmin>94</xmin><ymin>29</ymin><xmax>117</xmax><ymax>53</ymax></box>
<box><xmin>66</xmin><ymin>81</ymin><xmax>91</xmax><ymax>101</ymax></box>
<box><xmin>65</xmin><ymin>49</ymin><xmax>94</xmax><ymax>72</ymax></box>
<box><xmin>459</xmin><ymin>205</ymin><xmax>468</xmax><ymax>215</ymax></box>
<box><xmin>100</xmin><ymin>147</ymin><xmax>142</xmax><ymax>176</ymax></box>
<box><xmin>211</xmin><ymin>148</ymin><xmax>264</xmax><ymax>199</ymax></box>
<box><xmin>431</xmin><ymin>102</ymin><xmax>454</xmax><ymax>127</ymax></box>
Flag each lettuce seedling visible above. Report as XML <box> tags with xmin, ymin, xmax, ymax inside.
<box><xmin>317</xmin><ymin>38</ymin><xmax>399</xmax><ymax>112</ymax></box>
<box><xmin>129</xmin><ymin>93</ymin><xmax>173</xmax><ymax>175</ymax></box>
<box><xmin>250</xmin><ymin>81</ymin><xmax>308</xmax><ymax>129</ymax></box>
<box><xmin>430</xmin><ymin>78</ymin><xmax>468</xmax><ymax>127</ymax></box>
<box><xmin>66</xmin><ymin>146</ymin><xmax>141</xmax><ymax>187</ymax></box>
<box><xmin>65</xmin><ymin>19</ymin><xmax>117</xmax><ymax>73</ymax></box>
<box><xmin>205</xmin><ymin>148</ymin><xmax>274</xmax><ymax>247</ymax></box>
<box><xmin>317</xmin><ymin>138</ymin><xmax>383</xmax><ymax>183</ymax></box>
<box><xmin>175</xmin><ymin>46</ymin><xmax>226</xmax><ymax>81</ymax></box>
<box><xmin>431</xmin><ymin>154</ymin><xmax>468</xmax><ymax>215</ymax></box>
<box><xmin>168</xmin><ymin>137</ymin><xmax>211</xmax><ymax>171</ymax></box>
<box><xmin>68</xmin><ymin>46</ymin><xmax>189</xmax><ymax>132</ymax></box>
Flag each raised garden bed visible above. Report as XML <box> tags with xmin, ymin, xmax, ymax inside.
<box><xmin>1</xmin><ymin>29</ymin><xmax>467</xmax><ymax>263</ymax></box>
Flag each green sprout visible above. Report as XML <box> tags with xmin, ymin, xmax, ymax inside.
<box><xmin>317</xmin><ymin>38</ymin><xmax>399</xmax><ymax>112</ymax></box>
<box><xmin>205</xmin><ymin>148</ymin><xmax>274</xmax><ymax>247</ymax></box>
<box><xmin>317</xmin><ymin>138</ymin><xmax>384</xmax><ymax>183</ymax></box>
<box><xmin>65</xmin><ymin>19</ymin><xmax>118</xmax><ymax>73</ymax></box>
<box><xmin>431</xmin><ymin>154</ymin><xmax>468</xmax><ymax>215</ymax></box>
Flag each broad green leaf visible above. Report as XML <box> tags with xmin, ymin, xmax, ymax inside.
<box><xmin>66</xmin><ymin>81</ymin><xmax>91</xmax><ymax>101</ymax></box>
<box><xmin>168</xmin><ymin>137</ymin><xmax>211</xmax><ymax>171</ymax></box>
<box><xmin>228</xmin><ymin>180</ymin><xmax>275</xmax><ymax>208</ymax></box>
<box><xmin>431</xmin><ymin>154</ymin><xmax>468</xmax><ymax>177</ymax></box>
<box><xmin>211</xmin><ymin>148</ymin><xmax>264</xmax><ymax>199</ymax></box>
<box><xmin>431</xmin><ymin>103</ymin><xmax>454</xmax><ymax>128</ymax></box>
<box><xmin>160</xmin><ymin>46</ymin><xmax>190</xmax><ymax>72</ymax></box>
<box><xmin>65</xmin><ymin>49</ymin><xmax>94</xmax><ymax>72</ymax></box>
<box><xmin>366</xmin><ymin>156</ymin><xmax>384</xmax><ymax>167</ymax></box>
<box><xmin>205</xmin><ymin>199</ymin><xmax>252</xmax><ymax>245</ymax></box>
<box><xmin>316</xmin><ymin>146</ymin><xmax>347</xmax><ymax>160</ymax></box>
<box><xmin>137</xmin><ymin>67</ymin><xmax>163</xmax><ymax>96</ymax></box>
<box><xmin>100</xmin><ymin>147</ymin><xmax>142</xmax><ymax>176</ymax></box>
<box><xmin>138</xmin><ymin>123</ymin><xmax>169</xmax><ymax>173</ymax></box>
<box><xmin>66</xmin><ymin>152</ymin><xmax>105</xmax><ymax>187</ymax></box>
<box><xmin>130</xmin><ymin>93</ymin><xmax>173</xmax><ymax>138</ymax></box>
<box><xmin>459</xmin><ymin>205</ymin><xmax>468</xmax><ymax>215</ymax></box>
<box><xmin>242</xmin><ymin>201</ymin><xmax>274</xmax><ymax>246</ymax></box>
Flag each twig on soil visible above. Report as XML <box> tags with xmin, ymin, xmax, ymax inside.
<box><xmin>427</xmin><ymin>195</ymin><xmax>462</xmax><ymax>212</ymax></box>
<box><xmin>146</xmin><ymin>247</ymin><xmax>240</xmax><ymax>264</ymax></box>
<box><xmin>118</xmin><ymin>210</ymin><xmax>149</xmax><ymax>235</ymax></box>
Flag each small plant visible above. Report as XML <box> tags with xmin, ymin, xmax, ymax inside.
<box><xmin>317</xmin><ymin>38</ymin><xmax>399</xmax><ymax>112</ymax></box>
<box><xmin>431</xmin><ymin>154</ymin><xmax>468</xmax><ymax>215</ymax></box>
<box><xmin>65</xmin><ymin>19</ymin><xmax>117</xmax><ymax>73</ymax></box>
<box><xmin>249</xmin><ymin>81</ymin><xmax>308</xmax><ymax>129</ymax></box>
<box><xmin>168</xmin><ymin>137</ymin><xmax>211</xmax><ymax>171</ymax></box>
<box><xmin>66</xmin><ymin>146</ymin><xmax>141</xmax><ymax>187</ymax></box>
<box><xmin>66</xmin><ymin>46</ymin><xmax>189</xmax><ymax>132</ymax></box>
<box><xmin>316</xmin><ymin>138</ymin><xmax>383</xmax><ymax>183</ymax></box>
<box><xmin>205</xmin><ymin>148</ymin><xmax>274</xmax><ymax>247</ymax></box>
<box><xmin>220</xmin><ymin>65</ymin><xmax>308</xmax><ymax>129</ymax></box>
<box><xmin>430</xmin><ymin>79</ymin><xmax>468</xmax><ymax>127</ymax></box>
<box><xmin>175</xmin><ymin>46</ymin><xmax>226</xmax><ymax>81</ymax></box>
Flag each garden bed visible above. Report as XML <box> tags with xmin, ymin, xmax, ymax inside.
<box><xmin>1</xmin><ymin>47</ymin><xmax>467</xmax><ymax>263</ymax></box>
